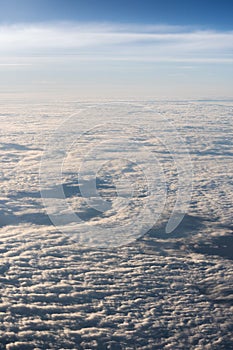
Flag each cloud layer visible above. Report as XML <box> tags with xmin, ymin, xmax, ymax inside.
<box><xmin>0</xmin><ymin>23</ymin><xmax>233</xmax><ymax>63</ymax></box>
<box><xmin>0</xmin><ymin>101</ymin><xmax>232</xmax><ymax>348</ymax></box>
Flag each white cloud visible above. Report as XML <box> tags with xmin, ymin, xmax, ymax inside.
<box><xmin>0</xmin><ymin>102</ymin><xmax>233</xmax><ymax>348</ymax></box>
<box><xmin>0</xmin><ymin>23</ymin><xmax>232</xmax><ymax>63</ymax></box>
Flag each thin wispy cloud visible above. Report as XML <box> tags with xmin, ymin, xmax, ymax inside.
<box><xmin>0</xmin><ymin>23</ymin><xmax>232</xmax><ymax>63</ymax></box>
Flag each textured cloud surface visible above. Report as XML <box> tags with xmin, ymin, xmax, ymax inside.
<box><xmin>0</xmin><ymin>101</ymin><xmax>232</xmax><ymax>349</ymax></box>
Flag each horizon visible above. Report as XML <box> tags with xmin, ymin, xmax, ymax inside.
<box><xmin>0</xmin><ymin>2</ymin><xmax>233</xmax><ymax>349</ymax></box>
<box><xmin>0</xmin><ymin>0</ymin><xmax>232</xmax><ymax>100</ymax></box>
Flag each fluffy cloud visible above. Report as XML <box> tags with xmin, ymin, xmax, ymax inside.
<box><xmin>0</xmin><ymin>101</ymin><xmax>232</xmax><ymax>349</ymax></box>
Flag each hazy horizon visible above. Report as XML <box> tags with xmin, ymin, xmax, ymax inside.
<box><xmin>0</xmin><ymin>0</ymin><xmax>232</xmax><ymax>100</ymax></box>
<box><xmin>0</xmin><ymin>1</ymin><xmax>232</xmax><ymax>349</ymax></box>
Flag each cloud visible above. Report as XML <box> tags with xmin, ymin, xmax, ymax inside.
<box><xmin>0</xmin><ymin>102</ymin><xmax>233</xmax><ymax>348</ymax></box>
<box><xmin>0</xmin><ymin>23</ymin><xmax>232</xmax><ymax>63</ymax></box>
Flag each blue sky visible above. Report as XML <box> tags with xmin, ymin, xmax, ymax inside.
<box><xmin>0</xmin><ymin>0</ymin><xmax>232</xmax><ymax>100</ymax></box>
<box><xmin>1</xmin><ymin>0</ymin><xmax>233</xmax><ymax>29</ymax></box>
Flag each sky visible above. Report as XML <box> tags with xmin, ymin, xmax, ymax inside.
<box><xmin>0</xmin><ymin>0</ymin><xmax>232</xmax><ymax>100</ymax></box>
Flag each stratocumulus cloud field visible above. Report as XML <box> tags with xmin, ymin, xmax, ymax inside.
<box><xmin>0</xmin><ymin>101</ymin><xmax>232</xmax><ymax>349</ymax></box>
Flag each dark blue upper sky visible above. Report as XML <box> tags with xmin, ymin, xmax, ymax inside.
<box><xmin>0</xmin><ymin>0</ymin><xmax>232</xmax><ymax>99</ymax></box>
<box><xmin>0</xmin><ymin>0</ymin><xmax>233</xmax><ymax>29</ymax></box>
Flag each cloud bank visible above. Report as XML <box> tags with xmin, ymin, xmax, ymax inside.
<box><xmin>0</xmin><ymin>101</ymin><xmax>232</xmax><ymax>348</ymax></box>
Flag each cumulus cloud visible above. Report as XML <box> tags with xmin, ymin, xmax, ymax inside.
<box><xmin>0</xmin><ymin>101</ymin><xmax>232</xmax><ymax>348</ymax></box>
